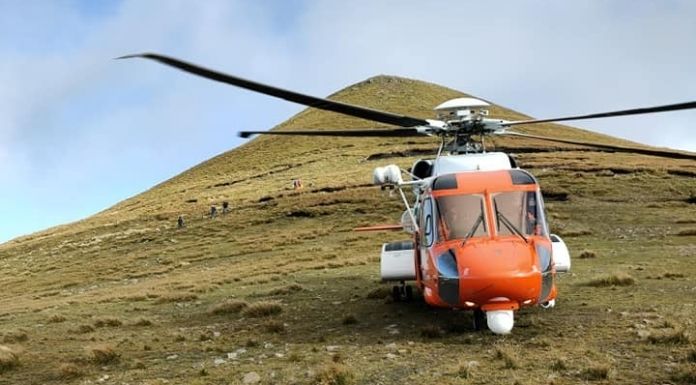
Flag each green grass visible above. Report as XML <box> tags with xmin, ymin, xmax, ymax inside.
<box><xmin>0</xmin><ymin>75</ymin><xmax>695</xmax><ymax>384</ymax></box>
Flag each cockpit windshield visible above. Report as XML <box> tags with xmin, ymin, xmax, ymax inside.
<box><xmin>436</xmin><ymin>194</ymin><xmax>487</xmax><ymax>241</ymax></box>
<box><xmin>492</xmin><ymin>191</ymin><xmax>547</xmax><ymax>237</ymax></box>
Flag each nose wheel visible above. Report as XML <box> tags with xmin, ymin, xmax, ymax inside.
<box><xmin>391</xmin><ymin>281</ymin><xmax>413</xmax><ymax>302</ymax></box>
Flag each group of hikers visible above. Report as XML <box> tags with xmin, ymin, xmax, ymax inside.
<box><xmin>176</xmin><ymin>201</ymin><xmax>229</xmax><ymax>228</ymax></box>
<box><xmin>176</xmin><ymin>178</ymin><xmax>305</xmax><ymax>229</ymax></box>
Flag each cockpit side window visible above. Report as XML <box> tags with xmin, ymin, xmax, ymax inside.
<box><xmin>421</xmin><ymin>197</ymin><xmax>436</xmax><ymax>247</ymax></box>
<box><xmin>492</xmin><ymin>191</ymin><xmax>547</xmax><ymax>237</ymax></box>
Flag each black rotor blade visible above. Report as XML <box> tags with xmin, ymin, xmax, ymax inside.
<box><xmin>504</xmin><ymin>131</ymin><xmax>696</xmax><ymax>160</ymax></box>
<box><xmin>239</xmin><ymin>128</ymin><xmax>424</xmax><ymax>138</ymax></box>
<box><xmin>505</xmin><ymin>101</ymin><xmax>696</xmax><ymax>126</ymax></box>
<box><xmin>118</xmin><ymin>53</ymin><xmax>430</xmax><ymax>128</ymax></box>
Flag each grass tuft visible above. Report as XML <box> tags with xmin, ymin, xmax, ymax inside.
<box><xmin>456</xmin><ymin>361</ymin><xmax>478</xmax><ymax>378</ymax></box>
<box><xmin>132</xmin><ymin>318</ymin><xmax>153</xmax><ymax>326</ymax></box>
<box><xmin>676</xmin><ymin>228</ymin><xmax>696</xmax><ymax>236</ymax></box>
<box><xmin>0</xmin><ymin>345</ymin><xmax>20</xmax><ymax>373</ymax></box>
<box><xmin>93</xmin><ymin>317</ymin><xmax>122</xmax><ymax>328</ymax></box>
<box><xmin>209</xmin><ymin>299</ymin><xmax>249</xmax><ymax>315</ymax></box>
<box><xmin>671</xmin><ymin>367</ymin><xmax>696</xmax><ymax>385</ymax></box>
<box><xmin>584</xmin><ymin>273</ymin><xmax>635</xmax><ymax>287</ymax></box>
<box><xmin>269</xmin><ymin>283</ymin><xmax>303</xmax><ymax>295</ymax></box>
<box><xmin>242</xmin><ymin>301</ymin><xmax>283</xmax><ymax>317</ymax></box>
<box><xmin>155</xmin><ymin>293</ymin><xmax>198</xmax><ymax>303</ymax></box>
<box><xmin>494</xmin><ymin>347</ymin><xmax>519</xmax><ymax>369</ymax></box>
<box><xmin>420</xmin><ymin>324</ymin><xmax>443</xmax><ymax>339</ymax></box>
<box><xmin>57</xmin><ymin>362</ymin><xmax>83</xmax><ymax>379</ymax></box>
<box><xmin>687</xmin><ymin>348</ymin><xmax>696</xmax><ymax>363</ymax></box>
<box><xmin>86</xmin><ymin>344</ymin><xmax>119</xmax><ymax>365</ymax></box>
<box><xmin>647</xmin><ymin>329</ymin><xmax>690</xmax><ymax>345</ymax></box>
<box><xmin>47</xmin><ymin>314</ymin><xmax>67</xmax><ymax>323</ymax></box>
<box><xmin>2</xmin><ymin>330</ymin><xmax>28</xmax><ymax>344</ymax></box>
<box><xmin>263</xmin><ymin>320</ymin><xmax>286</xmax><ymax>333</ymax></box>
<box><xmin>312</xmin><ymin>363</ymin><xmax>354</xmax><ymax>385</ymax></box>
<box><xmin>578</xmin><ymin>250</ymin><xmax>597</xmax><ymax>259</ymax></box>
<box><xmin>550</xmin><ymin>358</ymin><xmax>568</xmax><ymax>371</ymax></box>
<box><xmin>579</xmin><ymin>364</ymin><xmax>610</xmax><ymax>380</ymax></box>
<box><xmin>73</xmin><ymin>324</ymin><xmax>95</xmax><ymax>334</ymax></box>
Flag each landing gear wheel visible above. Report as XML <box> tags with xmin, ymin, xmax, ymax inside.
<box><xmin>392</xmin><ymin>282</ymin><xmax>413</xmax><ymax>302</ymax></box>
<box><xmin>404</xmin><ymin>285</ymin><xmax>413</xmax><ymax>302</ymax></box>
<box><xmin>391</xmin><ymin>286</ymin><xmax>401</xmax><ymax>302</ymax></box>
<box><xmin>473</xmin><ymin>309</ymin><xmax>486</xmax><ymax>331</ymax></box>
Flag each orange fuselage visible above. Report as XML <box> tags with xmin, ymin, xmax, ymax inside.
<box><xmin>415</xmin><ymin>169</ymin><xmax>557</xmax><ymax>312</ymax></box>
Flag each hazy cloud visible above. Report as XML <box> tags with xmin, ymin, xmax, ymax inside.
<box><xmin>2</xmin><ymin>0</ymin><xmax>695</xmax><ymax>241</ymax></box>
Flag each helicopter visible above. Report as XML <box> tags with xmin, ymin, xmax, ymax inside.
<box><xmin>120</xmin><ymin>53</ymin><xmax>696</xmax><ymax>334</ymax></box>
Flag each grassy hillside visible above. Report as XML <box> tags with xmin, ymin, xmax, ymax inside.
<box><xmin>1</xmin><ymin>76</ymin><xmax>695</xmax><ymax>385</ymax></box>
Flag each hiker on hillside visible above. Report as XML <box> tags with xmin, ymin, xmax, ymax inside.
<box><xmin>177</xmin><ymin>215</ymin><xmax>185</xmax><ymax>229</ymax></box>
<box><xmin>222</xmin><ymin>201</ymin><xmax>229</xmax><ymax>214</ymax></box>
<box><xmin>210</xmin><ymin>206</ymin><xmax>217</xmax><ymax>218</ymax></box>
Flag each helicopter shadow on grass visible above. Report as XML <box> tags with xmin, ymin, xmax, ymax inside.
<box><xmin>263</xmin><ymin>272</ymin><xmax>547</xmax><ymax>347</ymax></box>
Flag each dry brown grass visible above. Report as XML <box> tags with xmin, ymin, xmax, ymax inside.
<box><xmin>550</xmin><ymin>357</ymin><xmax>568</xmax><ymax>371</ymax></box>
<box><xmin>269</xmin><ymin>283</ymin><xmax>303</xmax><ymax>295</ymax></box>
<box><xmin>671</xmin><ymin>367</ymin><xmax>696</xmax><ymax>385</ymax></box>
<box><xmin>241</xmin><ymin>301</ymin><xmax>283</xmax><ymax>317</ymax></box>
<box><xmin>86</xmin><ymin>344</ymin><xmax>119</xmax><ymax>364</ymax></box>
<box><xmin>579</xmin><ymin>364</ymin><xmax>611</xmax><ymax>380</ymax></box>
<box><xmin>263</xmin><ymin>320</ymin><xmax>286</xmax><ymax>333</ymax></box>
<box><xmin>132</xmin><ymin>317</ymin><xmax>153</xmax><ymax>326</ymax></box>
<box><xmin>2</xmin><ymin>330</ymin><xmax>28</xmax><ymax>343</ymax></box>
<box><xmin>494</xmin><ymin>346</ymin><xmax>520</xmax><ymax>369</ymax></box>
<box><xmin>93</xmin><ymin>317</ymin><xmax>122</xmax><ymax>327</ymax></box>
<box><xmin>456</xmin><ymin>360</ymin><xmax>478</xmax><ymax>379</ymax></box>
<box><xmin>155</xmin><ymin>293</ymin><xmax>198</xmax><ymax>303</ymax></box>
<box><xmin>687</xmin><ymin>348</ymin><xmax>696</xmax><ymax>363</ymax></box>
<box><xmin>313</xmin><ymin>363</ymin><xmax>354</xmax><ymax>385</ymax></box>
<box><xmin>646</xmin><ymin>329</ymin><xmax>691</xmax><ymax>345</ymax></box>
<box><xmin>208</xmin><ymin>299</ymin><xmax>249</xmax><ymax>315</ymax></box>
<box><xmin>47</xmin><ymin>314</ymin><xmax>66</xmax><ymax>323</ymax></box>
<box><xmin>72</xmin><ymin>324</ymin><xmax>95</xmax><ymax>334</ymax></box>
<box><xmin>56</xmin><ymin>362</ymin><xmax>82</xmax><ymax>379</ymax></box>
<box><xmin>0</xmin><ymin>345</ymin><xmax>20</xmax><ymax>373</ymax></box>
<box><xmin>0</xmin><ymin>74</ymin><xmax>694</xmax><ymax>385</ymax></box>
<box><xmin>676</xmin><ymin>228</ymin><xmax>696</xmax><ymax>236</ymax></box>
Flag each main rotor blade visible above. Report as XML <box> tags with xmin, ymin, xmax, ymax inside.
<box><xmin>118</xmin><ymin>53</ymin><xmax>430</xmax><ymax>128</ymax></box>
<box><xmin>239</xmin><ymin>128</ymin><xmax>424</xmax><ymax>138</ymax></box>
<box><xmin>505</xmin><ymin>101</ymin><xmax>696</xmax><ymax>126</ymax></box>
<box><xmin>504</xmin><ymin>131</ymin><xmax>696</xmax><ymax>160</ymax></box>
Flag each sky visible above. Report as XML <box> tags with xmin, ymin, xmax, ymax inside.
<box><xmin>1</xmin><ymin>0</ymin><xmax>696</xmax><ymax>243</ymax></box>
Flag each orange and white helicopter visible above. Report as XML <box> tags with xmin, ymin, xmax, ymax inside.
<box><xmin>121</xmin><ymin>53</ymin><xmax>696</xmax><ymax>334</ymax></box>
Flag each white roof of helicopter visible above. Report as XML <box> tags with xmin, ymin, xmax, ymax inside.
<box><xmin>434</xmin><ymin>97</ymin><xmax>490</xmax><ymax>111</ymax></box>
<box><xmin>432</xmin><ymin>152</ymin><xmax>511</xmax><ymax>175</ymax></box>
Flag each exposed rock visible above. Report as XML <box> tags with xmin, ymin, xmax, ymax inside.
<box><xmin>243</xmin><ymin>371</ymin><xmax>261</xmax><ymax>384</ymax></box>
